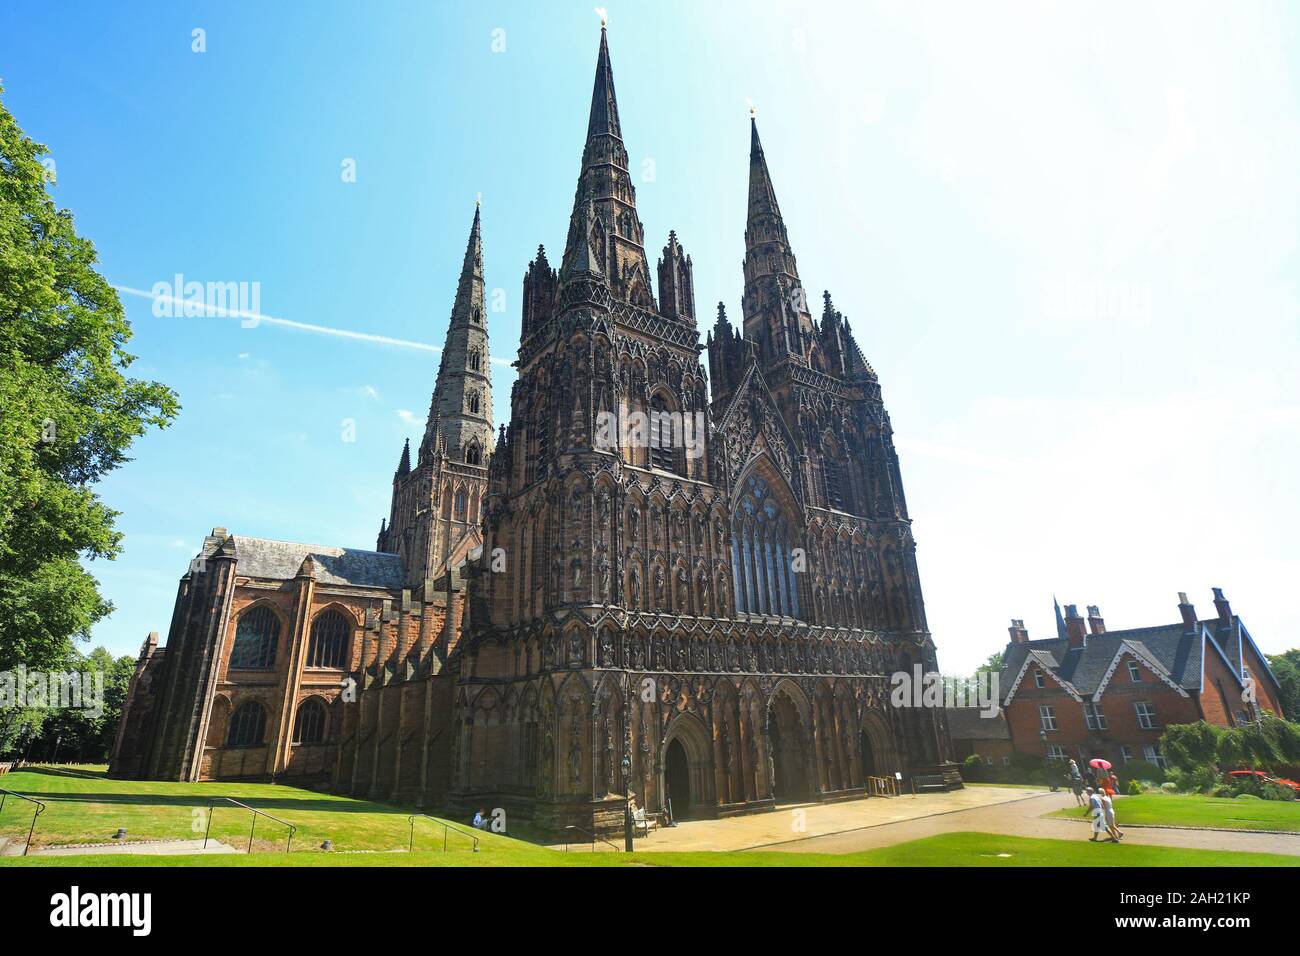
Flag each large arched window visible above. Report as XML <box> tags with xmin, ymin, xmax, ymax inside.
<box><xmin>465</xmin><ymin>442</ymin><xmax>481</xmax><ymax>465</ymax></box>
<box><xmin>649</xmin><ymin>393</ymin><xmax>678</xmax><ymax>473</ymax></box>
<box><xmin>307</xmin><ymin>610</ymin><xmax>349</xmax><ymax>669</ymax></box>
<box><xmin>226</xmin><ymin>701</ymin><xmax>267</xmax><ymax>747</ymax></box>
<box><xmin>293</xmin><ymin>699</ymin><xmax>327</xmax><ymax>745</ymax></box>
<box><xmin>229</xmin><ymin>605</ymin><xmax>279</xmax><ymax>669</ymax></box>
<box><xmin>468</xmin><ymin>391</ymin><xmax>481</xmax><ymax>414</ymax></box>
<box><xmin>730</xmin><ymin>471</ymin><xmax>802</xmax><ymax>620</ymax></box>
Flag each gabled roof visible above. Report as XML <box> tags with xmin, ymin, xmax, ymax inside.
<box><xmin>1000</xmin><ymin>614</ymin><xmax>1286</xmax><ymax>706</ymax></box>
<box><xmin>945</xmin><ymin>706</ymin><xmax>1011</xmax><ymax>741</ymax></box>
<box><xmin>227</xmin><ymin>536</ymin><xmax>405</xmax><ymax>589</ymax></box>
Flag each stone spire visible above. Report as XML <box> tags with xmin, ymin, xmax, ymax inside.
<box><xmin>559</xmin><ymin>26</ymin><xmax>655</xmax><ymax>310</ymax></box>
<box><xmin>420</xmin><ymin>202</ymin><xmax>493</xmax><ymax>465</ymax></box>
<box><xmin>395</xmin><ymin>437</ymin><xmax>411</xmax><ymax>477</ymax></box>
<box><xmin>742</xmin><ymin>115</ymin><xmax>813</xmax><ymax>366</ymax></box>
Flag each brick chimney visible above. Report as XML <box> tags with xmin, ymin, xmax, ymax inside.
<box><xmin>1086</xmin><ymin>605</ymin><xmax>1105</xmax><ymax>635</ymax></box>
<box><xmin>1064</xmin><ymin>604</ymin><xmax>1087</xmax><ymax>648</ymax></box>
<box><xmin>1212</xmin><ymin>587</ymin><xmax>1232</xmax><ymax>625</ymax></box>
<box><xmin>1178</xmin><ymin>591</ymin><xmax>1198</xmax><ymax>630</ymax></box>
<box><xmin>1008</xmin><ymin>619</ymin><xmax>1029</xmax><ymax>644</ymax></box>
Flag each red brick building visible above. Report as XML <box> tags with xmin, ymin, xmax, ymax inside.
<box><xmin>999</xmin><ymin>590</ymin><xmax>1285</xmax><ymax>770</ymax></box>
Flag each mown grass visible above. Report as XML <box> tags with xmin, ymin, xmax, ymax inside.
<box><xmin>3</xmin><ymin>831</ymin><xmax>1295</xmax><ymax>867</ymax></box>
<box><xmin>0</xmin><ymin>765</ymin><xmax>468</xmax><ymax>853</ymax></box>
<box><xmin>1046</xmin><ymin>792</ymin><xmax>1300</xmax><ymax>832</ymax></box>
<box><xmin>1</xmin><ymin>766</ymin><xmax>1294</xmax><ymax>867</ymax></box>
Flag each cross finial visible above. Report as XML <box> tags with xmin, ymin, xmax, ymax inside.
<box><xmin>595</xmin><ymin>7</ymin><xmax>607</xmax><ymax>27</ymax></box>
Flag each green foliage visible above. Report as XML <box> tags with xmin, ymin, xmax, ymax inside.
<box><xmin>0</xmin><ymin>646</ymin><xmax>134</xmax><ymax>761</ymax></box>
<box><xmin>1159</xmin><ymin>781</ymin><xmax>1178</xmax><ymax>793</ymax></box>
<box><xmin>0</xmin><ymin>86</ymin><xmax>179</xmax><ymax>672</ymax></box>
<box><xmin>1116</xmin><ymin>759</ymin><xmax>1166</xmax><ymax>787</ymax></box>
<box><xmin>1161</xmin><ymin>721</ymin><xmax>1224</xmax><ymax>774</ymax></box>
<box><xmin>1125</xmin><ymin>778</ymin><xmax>1143</xmax><ymax>796</ymax></box>
<box><xmin>1266</xmin><ymin>649</ymin><xmax>1300</xmax><ymax>721</ymax></box>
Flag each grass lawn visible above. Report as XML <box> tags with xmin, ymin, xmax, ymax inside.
<box><xmin>1047</xmin><ymin>792</ymin><xmax>1300</xmax><ymax>832</ymax></box>
<box><xmin>0</xmin><ymin>765</ymin><xmax>469</xmax><ymax>853</ymax></box>
<box><xmin>2</xmin><ymin>766</ymin><xmax>1294</xmax><ymax>867</ymax></box>
<box><xmin>1</xmin><ymin>831</ymin><xmax>1294</xmax><ymax>867</ymax></box>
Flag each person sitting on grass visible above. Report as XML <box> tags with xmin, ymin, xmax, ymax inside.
<box><xmin>472</xmin><ymin>808</ymin><xmax>488</xmax><ymax>830</ymax></box>
<box><xmin>1086</xmin><ymin>787</ymin><xmax>1107</xmax><ymax>842</ymax></box>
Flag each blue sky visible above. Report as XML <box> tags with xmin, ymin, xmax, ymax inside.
<box><xmin>1</xmin><ymin>1</ymin><xmax>1296</xmax><ymax>675</ymax></box>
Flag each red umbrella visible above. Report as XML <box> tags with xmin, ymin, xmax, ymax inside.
<box><xmin>1089</xmin><ymin>758</ymin><xmax>1112</xmax><ymax>770</ymax></box>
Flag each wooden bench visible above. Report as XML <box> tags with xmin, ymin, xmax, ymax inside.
<box><xmin>912</xmin><ymin>774</ymin><xmax>948</xmax><ymax>792</ymax></box>
<box><xmin>632</xmin><ymin>806</ymin><xmax>659</xmax><ymax>836</ymax></box>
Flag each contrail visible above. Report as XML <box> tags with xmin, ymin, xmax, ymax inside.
<box><xmin>114</xmin><ymin>285</ymin><xmax>515</xmax><ymax>367</ymax></box>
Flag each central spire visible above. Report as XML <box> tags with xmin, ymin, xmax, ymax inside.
<box><xmin>741</xmin><ymin>116</ymin><xmax>812</xmax><ymax>366</ymax></box>
<box><xmin>586</xmin><ymin>25</ymin><xmax>622</xmax><ymax>144</ymax></box>
<box><xmin>559</xmin><ymin>26</ymin><xmax>655</xmax><ymax>310</ymax></box>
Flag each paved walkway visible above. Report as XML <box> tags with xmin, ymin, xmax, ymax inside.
<box><xmin>556</xmin><ymin>785</ymin><xmax>1047</xmax><ymax>852</ymax></box>
<box><xmin>559</xmin><ymin>788</ymin><xmax>1300</xmax><ymax>857</ymax></box>
<box><xmin>757</xmin><ymin>791</ymin><xmax>1300</xmax><ymax>857</ymax></box>
<box><xmin>27</xmin><ymin>839</ymin><xmax>241</xmax><ymax>857</ymax></box>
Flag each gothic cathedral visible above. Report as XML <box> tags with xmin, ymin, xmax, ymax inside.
<box><xmin>110</xmin><ymin>28</ymin><xmax>953</xmax><ymax>831</ymax></box>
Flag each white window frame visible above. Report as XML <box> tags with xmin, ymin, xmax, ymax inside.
<box><xmin>1143</xmin><ymin>744</ymin><xmax>1167</xmax><ymax>769</ymax></box>
<box><xmin>1034</xmin><ymin>670</ymin><xmax>1045</xmax><ymax>688</ymax></box>
<box><xmin>1127</xmin><ymin>660</ymin><xmax>1142</xmax><ymax>682</ymax></box>
<box><xmin>1120</xmin><ymin>745</ymin><xmax>1134</xmax><ymax>764</ymax></box>
<box><xmin>1135</xmin><ymin>701</ymin><xmax>1156</xmax><ymax>730</ymax></box>
<box><xmin>1038</xmin><ymin>704</ymin><xmax>1057</xmax><ymax>731</ymax></box>
<box><xmin>1083</xmin><ymin>701</ymin><xmax>1108</xmax><ymax>731</ymax></box>
<box><xmin>1047</xmin><ymin>745</ymin><xmax>1068</xmax><ymax>761</ymax></box>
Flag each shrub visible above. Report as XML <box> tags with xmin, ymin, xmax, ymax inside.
<box><xmin>1117</xmin><ymin>759</ymin><xmax>1166</xmax><ymax>787</ymax></box>
<box><xmin>1261</xmin><ymin>781</ymin><xmax>1296</xmax><ymax>802</ymax></box>
<box><xmin>1126</xmin><ymin>779</ymin><xmax>1143</xmax><ymax>796</ymax></box>
<box><xmin>1159</xmin><ymin>781</ymin><xmax>1178</xmax><ymax>793</ymax></box>
<box><xmin>1161</xmin><ymin>721</ymin><xmax>1224</xmax><ymax>774</ymax></box>
<box><xmin>1236</xmin><ymin>792</ymin><xmax>1262</xmax><ymax>801</ymax></box>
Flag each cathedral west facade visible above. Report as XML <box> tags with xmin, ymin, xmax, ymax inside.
<box><xmin>111</xmin><ymin>28</ymin><xmax>954</xmax><ymax>831</ymax></box>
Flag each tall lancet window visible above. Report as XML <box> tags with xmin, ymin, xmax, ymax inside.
<box><xmin>730</xmin><ymin>472</ymin><xmax>801</xmax><ymax>620</ymax></box>
<box><xmin>649</xmin><ymin>393</ymin><xmax>677</xmax><ymax>473</ymax></box>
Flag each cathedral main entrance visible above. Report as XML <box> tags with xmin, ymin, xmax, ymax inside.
<box><xmin>769</xmin><ymin>687</ymin><xmax>810</xmax><ymax>803</ymax></box>
<box><xmin>664</xmin><ymin>738</ymin><xmax>692</xmax><ymax>821</ymax></box>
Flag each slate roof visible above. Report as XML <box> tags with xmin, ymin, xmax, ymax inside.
<box><xmin>1000</xmin><ymin>620</ymin><xmax>1222</xmax><ymax>701</ymax></box>
<box><xmin>227</xmin><ymin>536</ymin><xmax>405</xmax><ymax>589</ymax></box>
<box><xmin>945</xmin><ymin>707</ymin><xmax>1011</xmax><ymax>741</ymax></box>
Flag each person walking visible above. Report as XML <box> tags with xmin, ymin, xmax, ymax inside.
<box><xmin>1068</xmin><ymin>759</ymin><xmax>1085</xmax><ymax>806</ymax></box>
<box><xmin>1102</xmin><ymin>790</ymin><xmax>1123</xmax><ymax>841</ymax></box>
<box><xmin>1085</xmin><ymin>787</ymin><xmax>1107</xmax><ymax>841</ymax></box>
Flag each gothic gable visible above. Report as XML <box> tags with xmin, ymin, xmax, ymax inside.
<box><xmin>715</xmin><ymin>362</ymin><xmax>801</xmax><ymax>503</ymax></box>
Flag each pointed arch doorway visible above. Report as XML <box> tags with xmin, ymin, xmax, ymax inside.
<box><xmin>664</xmin><ymin>738</ymin><xmax>692</xmax><ymax>820</ymax></box>
<box><xmin>769</xmin><ymin>684</ymin><xmax>811</xmax><ymax>803</ymax></box>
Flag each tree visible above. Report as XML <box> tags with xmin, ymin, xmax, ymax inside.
<box><xmin>1160</xmin><ymin>721</ymin><xmax>1224</xmax><ymax>774</ymax></box>
<box><xmin>1266</xmin><ymin>649</ymin><xmax>1300</xmax><ymax>722</ymax></box>
<box><xmin>20</xmin><ymin>646</ymin><xmax>135</xmax><ymax>763</ymax></box>
<box><xmin>0</xmin><ymin>86</ymin><xmax>179</xmax><ymax>673</ymax></box>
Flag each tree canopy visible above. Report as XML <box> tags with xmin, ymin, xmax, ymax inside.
<box><xmin>0</xmin><ymin>85</ymin><xmax>179</xmax><ymax>672</ymax></box>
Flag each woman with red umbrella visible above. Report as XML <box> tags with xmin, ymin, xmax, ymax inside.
<box><xmin>1090</xmin><ymin>758</ymin><xmax>1123</xmax><ymax>841</ymax></box>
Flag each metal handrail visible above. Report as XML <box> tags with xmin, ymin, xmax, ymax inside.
<box><xmin>203</xmin><ymin>797</ymin><xmax>297</xmax><ymax>853</ymax></box>
<box><xmin>0</xmin><ymin>788</ymin><xmax>46</xmax><ymax>856</ymax></box>
<box><xmin>563</xmin><ymin>824</ymin><xmax>619</xmax><ymax>853</ymax></box>
<box><xmin>408</xmin><ymin>813</ymin><xmax>480</xmax><ymax>853</ymax></box>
